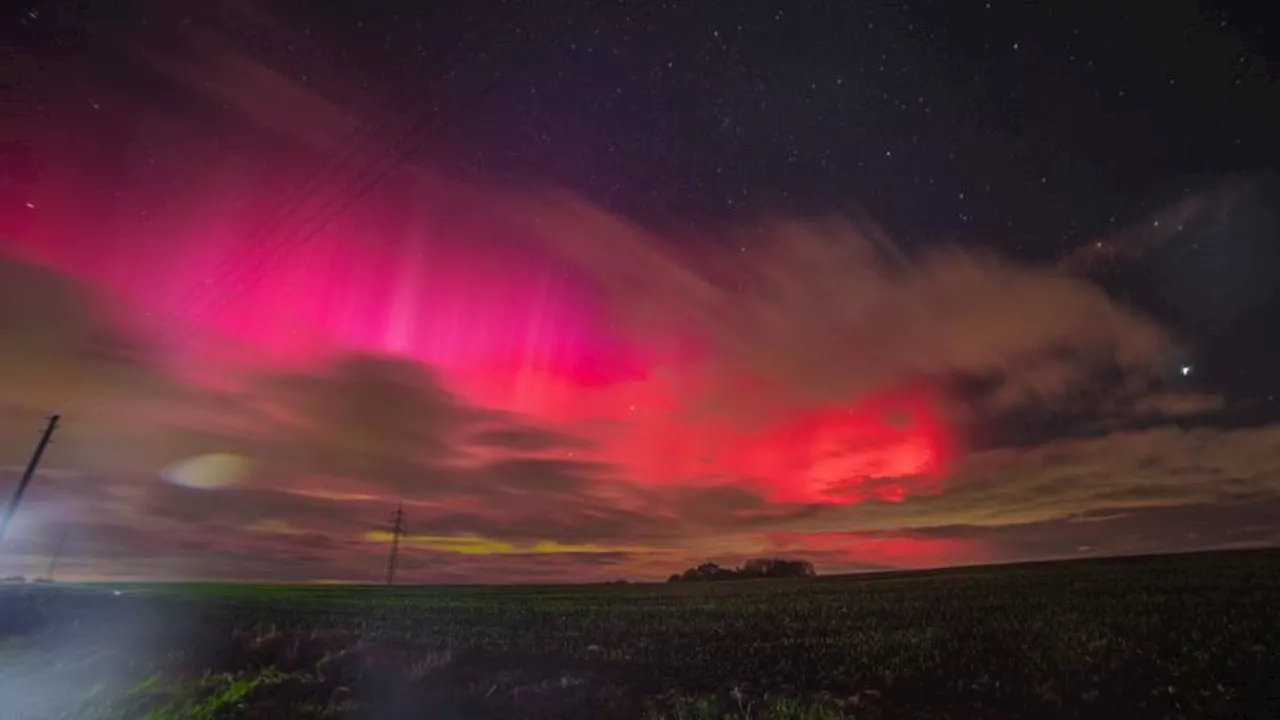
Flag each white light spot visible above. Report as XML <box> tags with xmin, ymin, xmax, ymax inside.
<box><xmin>161</xmin><ymin>452</ymin><xmax>251</xmax><ymax>489</ymax></box>
<box><xmin>1180</xmin><ymin>365</ymin><xmax>1192</xmax><ymax>377</ymax></box>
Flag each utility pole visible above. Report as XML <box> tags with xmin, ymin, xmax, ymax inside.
<box><xmin>0</xmin><ymin>414</ymin><xmax>60</xmax><ymax>544</ymax></box>
<box><xmin>385</xmin><ymin>504</ymin><xmax>405</xmax><ymax>585</ymax></box>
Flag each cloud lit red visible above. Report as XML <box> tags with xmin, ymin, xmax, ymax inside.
<box><xmin>3</xmin><ymin>20</ymin><xmax>1255</xmax><ymax>584</ymax></box>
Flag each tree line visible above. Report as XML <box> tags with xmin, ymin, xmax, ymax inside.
<box><xmin>667</xmin><ymin>558</ymin><xmax>816</xmax><ymax>583</ymax></box>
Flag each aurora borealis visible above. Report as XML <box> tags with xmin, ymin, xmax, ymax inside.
<box><xmin>2</xmin><ymin>0</ymin><xmax>1278</xmax><ymax>582</ymax></box>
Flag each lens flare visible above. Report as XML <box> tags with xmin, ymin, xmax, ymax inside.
<box><xmin>160</xmin><ymin>453</ymin><xmax>250</xmax><ymax>489</ymax></box>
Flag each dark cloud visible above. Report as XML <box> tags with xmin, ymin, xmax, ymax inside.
<box><xmin>902</xmin><ymin>497</ymin><xmax>1280</xmax><ymax>560</ymax></box>
<box><xmin>468</xmin><ymin>423</ymin><xmax>591</xmax><ymax>454</ymax></box>
<box><xmin>0</xmin><ymin>256</ymin><xmax>145</xmax><ymax>376</ymax></box>
<box><xmin>141</xmin><ymin>483</ymin><xmax>373</xmax><ymax>531</ymax></box>
<box><xmin>247</xmin><ymin>354</ymin><xmax>488</xmax><ymax>494</ymax></box>
<box><xmin>779</xmin><ymin>425</ymin><xmax>1280</xmax><ymax>550</ymax></box>
<box><xmin>0</xmin><ymin>255</ymin><xmax>154</xmax><ymax>451</ymax></box>
<box><xmin>129</xmin><ymin>16</ymin><xmax>362</xmax><ymax>154</ymax></box>
<box><xmin>4</xmin><ymin>429</ymin><xmax>810</xmax><ymax>583</ymax></box>
<box><xmin>0</xmin><ymin>256</ymin><xmax>255</xmax><ymax>482</ymax></box>
<box><xmin>11</xmin><ymin>418</ymin><xmax>1280</xmax><ymax>581</ymax></box>
<box><xmin>465</xmin><ymin>457</ymin><xmax>609</xmax><ymax>495</ymax></box>
<box><xmin>388</xmin><ymin>472</ymin><xmax>804</xmax><ymax>547</ymax></box>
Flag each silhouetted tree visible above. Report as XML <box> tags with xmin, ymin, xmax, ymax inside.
<box><xmin>667</xmin><ymin>558</ymin><xmax>816</xmax><ymax>582</ymax></box>
<box><xmin>740</xmin><ymin>558</ymin><xmax>817</xmax><ymax>579</ymax></box>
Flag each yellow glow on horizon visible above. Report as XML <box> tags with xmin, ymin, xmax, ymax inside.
<box><xmin>364</xmin><ymin>531</ymin><xmax>653</xmax><ymax>556</ymax></box>
<box><xmin>244</xmin><ymin>519</ymin><xmax>306</xmax><ymax>535</ymax></box>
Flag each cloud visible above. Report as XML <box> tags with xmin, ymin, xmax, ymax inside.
<box><xmin>250</xmin><ymin>354</ymin><xmax>482</xmax><ymax>486</ymax></box>
<box><xmin>0</xmin><ymin>255</ymin><xmax>246</xmax><ymax>478</ymax></box>
<box><xmin>0</xmin><ymin>255</ymin><xmax>152</xmax><ymax>411</ymax></box>
<box><xmin>673</xmin><ymin>424</ymin><xmax>1280</xmax><ymax>572</ymax></box>
<box><xmin>900</xmin><ymin>498</ymin><xmax>1280</xmax><ymax>560</ymax></box>
<box><xmin>776</xmin><ymin>424</ymin><xmax>1280</xmax><ymax>542</ymax></box>
<box><xmin>520</xmin><ymin>194</ymin><xmax>1176</xmax><ymax>415</ymax></box>
<box><xmin>9</xmin><ymin>0</ymin><xmax>1274</xmax><ymax>584</ymax></box>
<box><xmin>4</xmin><ymin>193</ymin><xmax>1277</xmax><ymax>583</ymax></box>
<box><xmin>8</xmin><ymin>421</ymin><xmax>1280</xmax><ymax>582</ymax></box>
<box><xmin>128</xmin><ymin>17</ymin><xmax>362</xmax><ymax>154</ymax></box>
<box><xmin>468</xmin><ymin>422</ymin><xmax>592</xmax><ymax>454</ymax></box>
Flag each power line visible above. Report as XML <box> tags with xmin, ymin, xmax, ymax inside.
<box><xmin>159</xmin><ymin>0</ymin><xmax>609</xmax><ymax>352</ymax></box>
<box><xmin>58</xmin><ymin>0</ymin><xmax>614</xmax><ymax>420</ymax></box>
<box><xmin>157</xmin><ymin>2</ymin><xmax>533</xmax><ymax>339</ymax></box>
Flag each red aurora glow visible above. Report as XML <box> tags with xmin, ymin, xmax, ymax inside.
<box><xmin>7</xmin><ymin>2</ymin><xmax>1262</xmax><ymax>585</ymax></box>
<box><xmin>2</xmin><ymin>194</ymin><xmax>956</xmax><ymax>507</ymax></box>
<box><xmin>737</xmin><ymin>390</ymin><xmax>954</xmax><ymax>504</ymax></box>
<box><xmin>1</xmin><ymin>79</ymin><xmax>959</xmax><ymax>513</ymax></box>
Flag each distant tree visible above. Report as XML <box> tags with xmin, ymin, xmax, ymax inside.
<box><xmin>0</xmin><ymin>575</ymin><xmax>26</xmax><ymax>584</ymax></box>
<box><xmin>680</xmin><ymin>562</ymin><xmax>735</xmax><ymax>582</ymax></box>
<box><xmin>740</xmin><ymin>558</ymin><xmax>817</xmax><ymax>579</ymax></box>
<box><xmin>668</xmin><ymin>558</ymin><xmax>816</xmax><ymax>582</ymax></box>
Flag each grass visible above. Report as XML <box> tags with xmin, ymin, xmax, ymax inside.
<box><xmin>129</xmin><ymin>668</ymin><xmax>294</xmax><ymax>720</ymax></box>
<box><xmin>1</xmin><ymin>549</ymin><xmax>1278</xmax><ymax>718</ymax></box>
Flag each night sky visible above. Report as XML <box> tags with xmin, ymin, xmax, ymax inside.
<box><xmin>1</xmin><ymin>0</ymin><xmax>1278</xmax><ymax>582</ymax></box>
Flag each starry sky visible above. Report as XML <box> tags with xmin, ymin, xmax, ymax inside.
<box><xmin>1</xmin><ymin>0</ymin><xmax>1278</xmax><ymax>583</ymax></box>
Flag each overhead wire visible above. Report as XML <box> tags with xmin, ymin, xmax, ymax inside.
<box><xmin>59</xmin><ymin>0</ymin><xmax>612</xmax><ymax>418</ymax></box>
<box><xmin>154</xmin><ymin>1</ymin><xmax>545</xmax><ymax>346</ymax></box>
<box><xmin>162</xmin><ymin>0</ymin><xmax>611</xmax><ymax>346</ymax></box>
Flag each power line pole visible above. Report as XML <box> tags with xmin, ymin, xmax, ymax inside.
<box><xmin>0</xmin><ymin>414</ymin><xmax>60</xmax><ymax>544</ymax></box>
<box><xmin>386</xmin><ymin>504</ymin><xmax>405</xmax><ymax>585</ymax></box>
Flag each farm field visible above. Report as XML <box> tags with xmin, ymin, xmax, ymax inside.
<box><xmin>1</xmin><ymin>549</ymin><xmax>1278</xmax><ymax>719</ymax></box>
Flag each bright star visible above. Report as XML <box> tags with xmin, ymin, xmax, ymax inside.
<box><xmin>1180</xmin><ymin>365</ymin><xmax>1192</xmax><ymax>376</ymax></box>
